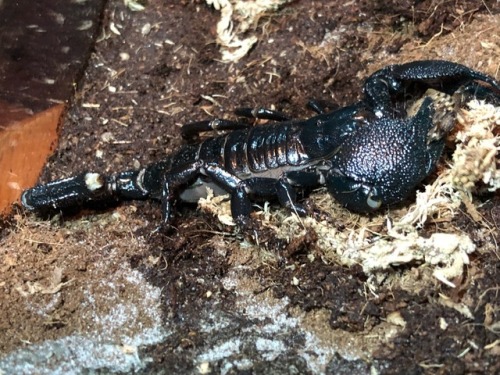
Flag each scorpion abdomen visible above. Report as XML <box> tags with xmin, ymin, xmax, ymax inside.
<box><xmin>177</xmin><ymin>123</ymin><xmax>310</xmax><ymax>179</ymax></box>
<box><xmin>244</xmin><ymin>123</ymin><xmax>308</xmax><ymax>175</ymax></box>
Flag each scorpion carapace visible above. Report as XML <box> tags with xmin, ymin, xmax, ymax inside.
<box><xmin>21</xmin><ymin>60</ymin><xmax>500</xmax><ymax>226</ymax></box>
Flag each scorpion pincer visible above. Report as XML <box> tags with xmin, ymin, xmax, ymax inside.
<box><xmin>21</xmin><ymin>60</ymin><xmax>500</xmax><ymax>226</ymax></box>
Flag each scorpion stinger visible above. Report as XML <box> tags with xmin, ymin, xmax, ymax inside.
<box><xmin>20</xmin><ymin>170</ymin><xmax>151</xmax><ymax>213</ymax></box>
<box><xmin>22</xmin><ymin>60</ymin><xmax>500</xmax><ymax>226</ymax></box>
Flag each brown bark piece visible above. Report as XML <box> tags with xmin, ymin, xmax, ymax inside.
<box><xmin>0</xmin><ymin>0</ymin><xmax>105</xmax><ymax>214</ymax></box>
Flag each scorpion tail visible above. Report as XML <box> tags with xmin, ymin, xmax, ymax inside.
<box><xmin>21</xmin><ymin>172</ymin><xmax>116</xmax><ymax>212</ymax></box>
<box><xmin>21</xmin><ymin>169</ymin><xmax>152</xmax><ymax>214</ymax></box>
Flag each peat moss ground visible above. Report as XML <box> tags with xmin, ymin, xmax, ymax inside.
<box><xmin>1</xmin><ymin>1</ymin><xmax>499</xmax><ymax>374</ymax></box>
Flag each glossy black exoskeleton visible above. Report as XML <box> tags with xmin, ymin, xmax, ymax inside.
<box><xmin>21</xmin><ymin>60</ymin><xmax>500</xmax><ymax>225</ymax></box>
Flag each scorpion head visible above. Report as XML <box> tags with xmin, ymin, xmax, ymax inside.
<box><xmin>325</xmin><ymin>96</ymin><xmax>447</xmax><ymax>213</ymax></box>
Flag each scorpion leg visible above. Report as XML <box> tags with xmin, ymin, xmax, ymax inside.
<box><xmin>157</xmin><ymin>161</ymin><xmax>254</xmax><ymax>225</ymax></box>
<box><xmin>236</xmin><ymin>100</ymin><xmax>339</xmax><ymax>119</ymax></box>
<box><xmin>276</xmin><ymin>178</ymin><xmax>307</xmax><ymax>217</ymax></box>
<box><xmin>285</xmin><ymin>169</ymin><xmax>325</xmax><ymax>188</ymax></box>
<box><xmin>228</xmin><ymin>176</ymin><xmax>307</xmax><ymax>222</ymax></box>
<box><xmin>458</xmin><ymin>82</ymin><xmax>500</xmax><ymax>105</ymax></box>
<box><xmin>182</xmin><ymin>106</ymin><xmax>291</xmax><ymax>139</ymax></box>
<box><xmin>202</xmin><ymin>165</ymin><xmax>309</xmax><ymax>224</ymax></box>
<box><xmin>202</xmin><ymin>164</ymin><xmax>254</xmax><ymax>225</ymax></box>
<box><xmin>306</xmin><ymin>99</ymin><xmax>339</xmax><ymax>114</ymax></box>
<box><xmin>160</xmin><ymin>160</ymin><xmax>205</xmax><ymax>223</ymax></box>
<box><xmin>234</xmin><ymin>107</ymin><xmax>290</xmax><ymax>121</ymax></box>
<box><xmin>277</xmin><ymin>169</ymin><xmax>330</xmax><ymax>215</ymax></box>
<box><xmin>181</xmin><ymin>118</ymin><xmax>251</xmax><ymax>139</ymax></box>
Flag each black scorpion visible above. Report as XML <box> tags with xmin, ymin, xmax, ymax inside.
<box><xmin>21</xmin><ymin>60</ymin><xmax>500</xmax><ymax>226</ymax></box>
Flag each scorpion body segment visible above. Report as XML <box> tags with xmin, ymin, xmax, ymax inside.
<box><xmin>21</xmin><ymin>60</ymin><xmax>500</xmax><ymax>225</ymax></box>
